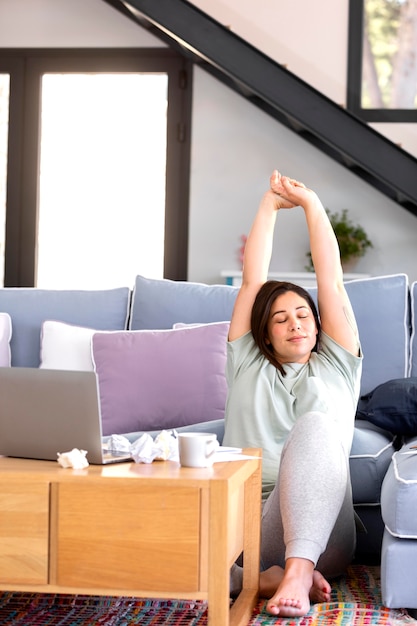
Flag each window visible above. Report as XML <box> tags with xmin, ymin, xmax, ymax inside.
<box><xmin>348</xmin><ymin>0</ymin><xmax>417</xmax><ymax>121</ymax></box>
<box><xmin>37</xmin><ymin>73</ymin><xmax>168</xmax><ymax>289</ymax></box>
<box><xmin>0</xmin><ymin>49</ymin><xmax>192</xmax><ymax>287</ymax></box>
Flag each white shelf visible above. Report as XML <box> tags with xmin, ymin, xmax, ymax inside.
<box><xmin>220</xmin><ymin>270</ymin><xmax>370</xmax><ymax>288</ymax></box>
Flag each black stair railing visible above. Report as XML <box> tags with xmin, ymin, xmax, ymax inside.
<box><xmin>104</xmin><ymin>0</ymin><xmax>417</xmax><ymax>216</ymax></box>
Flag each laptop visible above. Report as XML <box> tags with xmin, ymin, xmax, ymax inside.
<box><xmin>0</xmin><ymin>367</ymin><xmax>131</xmax><ymax>465</ymax></box>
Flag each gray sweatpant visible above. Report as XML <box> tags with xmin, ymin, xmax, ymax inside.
<box><xmin>260</xmin><ymin>410</ymin><xmax>356</xmax><ymax>578</ymax></box>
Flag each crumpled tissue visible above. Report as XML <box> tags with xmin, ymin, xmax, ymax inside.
<box><xmin>57</xmin><ymin>448</ymin><xmax>89</xmax><ymax>469</ymax></box>
<box><xmin>107</xmin><ymin>430</ymin><xmax>179</xmax><ymax>464</ymax></box>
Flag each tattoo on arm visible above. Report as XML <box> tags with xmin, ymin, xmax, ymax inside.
<box><xmin>343</xmin><ymin>305</ymin><xmax>360</xmax><ymax>350</ymax></box>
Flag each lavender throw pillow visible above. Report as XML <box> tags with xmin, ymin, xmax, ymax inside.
<box><xmin>92</xmin><ymin>322</ymin><xmax>229</xmax><ymax>436</ymax></box>
<box><xmin>0</xmin><ymin>312</ymin><xmax>12</xmax><ymax>367</ymax></box>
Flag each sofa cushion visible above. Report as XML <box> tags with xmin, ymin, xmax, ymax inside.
<box><xmin>102</xmin><ymin>418</ymin><xmax>226</xmax><ymax>446</ymax></box>
<box><xmin>92</xmin><ymin>322</ymin><xmax>229</xmax><ymax>437</ymax></box>
<box><xmin>410</xmin><ymin>281</ymin><xmax>417</xmax><ymax>377</ymax></box>
<box><xmin>0</xmin><ymin>287</ymin><xmax>130</xmax><ymax>367</ymax></box>
<box><xmin>381</xmin><ymin>439</ymin><xmax>417</xmax><ymax>538</ymax></box>
<box><xmin>0</xmin><ymin>312</ymin><xmax>12</xmax><ymax>367</ymax></box>
<box><xmin>381</xmin><ymin>531</ymin><xmax>417</xmax><ymax>608</ymax></box>
<box><xmin>40</xmin><ymin>321</ymin><xmax>96</xmax><ymax>371</ymax></box>
<box><xmin>356</xmin><ymin>377</ymin><xmax>417</xmax><ymax>435</ymax></box>
<box><xmin>345</xmin><ymin>274</ymin><xmax>410</xmax><ymax>395</ymax></box>
<box><xmin>129</xmin><ymin>274</ymin><xmax>239</xmax><ymax>330</ymax></box>
<box><xmin>310</xmin><ymin>274</ymin><xmax>409</xmax><ymax>396</ymax></box>
<box><xmin>350</xmin><ymin>419</ymin><xmax>396</xmax><ymax>504</ymax></box>
<box><xmin>354</xmin><ymin>504</ymin><xmax>386</xmax><ymax>557</ymax></box>
<box><xmin>132</xmin><ymin>274</ymin><xmax>409</xmax><ymax>398</ymax></box>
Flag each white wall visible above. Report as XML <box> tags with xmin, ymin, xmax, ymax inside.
<box><xmin>188</xmin><ymin>68</ymin><xmax>417</xmax><ymax>284</ymax></box>
<box><xmin>1</xmin><ymin>0</ymin><xmax>417</xmax><ymax>285</ymax></box>
<box><xmin>190</xmin><ymin>0</ymin><xmax>350</xmax><ymax>105</ymax></box>
<box><xmin>0</xmin><ymin>0</ymin><xmax>160</xmax><ymax>47</ymax></box>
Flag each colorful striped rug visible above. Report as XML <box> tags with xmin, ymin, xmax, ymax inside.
<box><xmin>0</xmin><ymin>565</ymin><xmax>415</xmax><ymax>625</ymax></box>
<box><xmin>250</xmin><ymin>565</ymin><xmax>417</xmax><ymax>625</ymax></box>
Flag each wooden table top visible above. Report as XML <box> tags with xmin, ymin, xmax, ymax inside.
<box><xmin>0</xmin><ymin>449</ymin><xmax>261</xmax><ymax>485</ymax></box>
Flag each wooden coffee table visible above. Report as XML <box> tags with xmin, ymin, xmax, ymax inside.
<box><xmin>0</xmin><ymin>450</ymin><xmax>261</xmax><ymax>626</ymax></box>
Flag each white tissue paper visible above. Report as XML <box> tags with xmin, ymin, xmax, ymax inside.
<box><xmin>106</xmin><ymin>434</ymin><xmax>132</xmax><ymax>453</ymax></box>
<box><xmin>107</xmin><ymin>430</ymin><xmax>179</xmax><ymax>464</ymax></box>
<box><xmin>57</xmin><ymin>448</ymin><xmax>89</xmax><ymax>469</ymax></box>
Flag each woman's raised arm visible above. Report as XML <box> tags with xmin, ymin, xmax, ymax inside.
<box><xmin>228</xmin><ymin>171</ymin><xmax>296</xmax><ymax>342</ymax></box>
<box><xmin>274</xmin><ymin>175</ymin><xmax>360</xmax><ymax>356</ymax></box>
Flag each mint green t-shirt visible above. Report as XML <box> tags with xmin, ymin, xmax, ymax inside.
<box><xmin>223</xmin><ymin>331</ymin><xmax>363</xmax><ymax>498</ymax></box>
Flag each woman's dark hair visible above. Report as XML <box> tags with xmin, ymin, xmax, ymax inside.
<box><xmin>250</xmin><ymin>281</ymin><xmax>321</xmax><ymax>375</ymax></box>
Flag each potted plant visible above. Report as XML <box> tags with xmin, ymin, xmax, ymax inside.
<box><xmin>305</xmin><ymin>208</ymin><xmax>373</xmax><ymax>272</ymax></box>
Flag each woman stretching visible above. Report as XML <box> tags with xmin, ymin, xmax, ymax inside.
<box><xmin>223</xmin><ymin>169</ymin><xmax>362</xmax><ymax>617</ymax></box>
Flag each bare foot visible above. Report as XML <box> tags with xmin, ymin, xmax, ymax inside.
<box><xmin>260</xmin><ymin>566</ymin><xmax>331</xmax><ymax>604</ymax></box>
<box><xmin>262</xmin><ymin>558</ymin><xmax>330</xmax><ymax>617</ymax></box>
<box><xmin>311</xmin><ymin>570</ymin><xmax>332</xmax><ymax>603</ymax></box>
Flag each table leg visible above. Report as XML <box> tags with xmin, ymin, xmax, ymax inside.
<box><xmin>207</xmin><ymin>480</ymin><xmax>230</xmax><ymax>625</ymax></box>
<box><xmin>207</xmin><ymin>459</ymin><xmax>261</xmax><ymax>626</ymax></box>
<box><xmin>230</xmin><ymin>462</ymin><xmax>262</xmax><ymax>626</ymax></box>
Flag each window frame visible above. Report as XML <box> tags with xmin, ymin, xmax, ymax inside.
<box><xmin>0</xmin><ymin>48</ymin><xmax>192</xmax><ymax>287</ymax></box>
<box><xmin>347</xmin><ymin>0</ymin><xmax>417</xmax><ymax>122</ymax></box>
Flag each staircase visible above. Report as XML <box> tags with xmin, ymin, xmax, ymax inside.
<box><xmin>104</xmin><ymin>0</ymin><xmax>417</xmax><ymax>217</ymax></box>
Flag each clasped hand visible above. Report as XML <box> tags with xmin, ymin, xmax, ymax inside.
<box><xmin>270</xmin><ymin>169</ymin><xmax>315</xmax><ymax>210</ymax></box>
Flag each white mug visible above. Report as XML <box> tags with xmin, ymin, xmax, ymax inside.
<box><xmin>178</xmin><ymin>432</ymin><xmax>219</xmax><ymax>468</ymax></box>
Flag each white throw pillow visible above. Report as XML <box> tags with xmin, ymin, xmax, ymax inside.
<box><xmin>0</xmin><ymin>312</ymin><xmax>12</xmax><ymax>367</ymax></box>
<box><xmin>40</xmin><ymin>320</ymin><xmax>96</xmax><ymax>371</ymax></box>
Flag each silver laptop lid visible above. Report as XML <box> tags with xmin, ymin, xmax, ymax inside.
<box><xmin>0</xmin><ymin>367</ymin><xmax>112</xmax><ymax>464</ymax></box>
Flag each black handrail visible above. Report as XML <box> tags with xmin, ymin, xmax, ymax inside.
<box><xmin>105</xmin><ymin>0</ymin><xmax>417</xmax><ymax>216</ymax></box>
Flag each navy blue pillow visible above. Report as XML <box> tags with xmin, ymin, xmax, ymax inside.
<box><xmin>356</xmin><ymin>378</ymin><xmax>417</xmax><ymax>435</ymax></box>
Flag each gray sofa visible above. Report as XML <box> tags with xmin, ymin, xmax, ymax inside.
<box><xmin>0</xmin><ymin>273</ymin><xmax>416</xmax><ymax>609</ymax></box>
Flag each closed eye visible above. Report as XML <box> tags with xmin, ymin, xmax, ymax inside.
<box><xmin>271</xmin><ymin>306</ymin><xmax>311</xmax><ymax>323</ymax></box>
<box><xmin>276</xmin><ymin>315</ymin><xmax>308</xmax><ymax>324</ymax></box>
